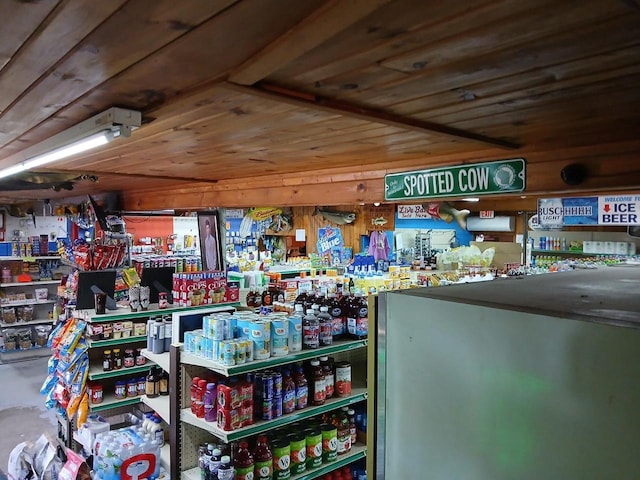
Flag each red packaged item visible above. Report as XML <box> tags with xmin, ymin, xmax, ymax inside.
<box><xmin>240</xmin><ymin>381</ymin><xmax>254</xmax><ymax>406</ymax></box>
<box><xmin>217</xmin><ymin>407</ymin><xmax>242</xmax><ymax>431</ymax></box>
<box><xmin>217</xmin><ymin>383</ymin><xmax>242</xmax><ymax>410</ymax></box>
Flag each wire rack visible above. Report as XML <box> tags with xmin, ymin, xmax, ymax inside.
<box><xmin>178</xmin><ymin>343</ymin><xmax>368</xmax><ymax>474</ymax></box>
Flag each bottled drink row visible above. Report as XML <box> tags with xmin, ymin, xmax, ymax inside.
<box><xmin>190</xmin><ymin>356</ymin><xmax>354</xmax><ymax>432</ymax></box>
<box><xmin>197</xmin><ymin>408</ymin><xmax>367</xmax><ymax>480</ymax></box>
<box><xmin>183</xmin><ymin>296</ymin><xmax>367</xmax><ymax>366</ymax></box>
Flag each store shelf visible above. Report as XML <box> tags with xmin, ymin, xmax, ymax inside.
<box><xmin>78</xmin><ymin>302</ymin><xmax>239</xmax><ymax>323</ymax></box>
<box><xmin>0</xmin><ymin>256</ymin><xmax>61</xmax><ymax>261</ymax></box>
<box><xmin>1</xmin><ymin>280</ymin><xmax>59</xmax><ymax>287</ymax></box>
<box><xmin>180</xmin><ymin>339</ymin><xmax>367</xmax><ymax>376</ymax></box>
<box><xmin>181</xmin><ymin>444</ymin><xmax>366</xmax><ymax>480</ymax></box>
<box><xmin>141</xmin><ymin>348</ymin><xmax>171</xmax><ymax>373</ymax></box>
<box><xmin>0</xmin><ymin>299</ymin><xmax>56</xmax><ymax>307</ymax></box>
<box><xmin>180</xmin><ymin>387</ymin><xmax>367</xmax><ymax>442</ymax></box>
<box><xmin>88</xmin><ymin>393</ymin><xmax>142</xmax><ymax>412</ymax></box>
<box><xmin>88</xmin><ymin>362</ymin><xmax>155</xmax><ymax>381</ymax></box>
<box><xmin>0</xmin><ymin>318</ymin><xmax>53</xmax><ymax>328</ymax></box>
<box><xmin>531</xmin><ymin>249</ymin><xmax>624</xmax><ymax>256</ymax></box>
<box><xmin>141</xmin><ymin>394</ymin><xmax>170</xmax><ymax>424</ymax></box>
<box><xmin>87</xmin><ymin>334</ymin><xmax>147</xmax><ymax>348</ymax></box>
<box><xmin>0</xmin><ymin>345</ymin><xmax>50</xmax><ymax>357</ymax></box>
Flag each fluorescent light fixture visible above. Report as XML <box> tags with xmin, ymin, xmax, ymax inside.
<box><xmin>0</xmin><ymin>107</ymin><xmax>141</xmax><ymax>180</ymax></box>
<box><xmin>373</xmin><ymin>202</ymin><xmax>381</xmax><ymax>206</ymax></box>
<box><xmin>461</xmin><ymin>197</ymin><xmax>480</xmax><ymax>202</ymax></box>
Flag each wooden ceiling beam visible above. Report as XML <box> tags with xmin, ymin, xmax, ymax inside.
<box><xmin>228</xmin><ymin>0</ymin><xmax>393</xmax><ymax>86</ymax></box>
<box><xmin>224</xmin><ymin>81</ymin><xmax>520</xmax><ymax>150</ymax></box>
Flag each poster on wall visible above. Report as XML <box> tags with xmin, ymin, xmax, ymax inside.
<box><xmin>364</xmin><ymin>204</ymin><xmax>395</xmax><ymax>230</ymax></box>
<box><xmin>197</xmin><ymin>211</ymin><xmax>224</xmax><ymax>271</ymax></box>
<box><xmin>317</xmin><ymin>226</ymin><xmax>344</xmax><ymax>254</ymax></box>
<box><xmin>538</xmin><ymin>195</ymin><xmax>640</xmax><ymax>227</ymax></box>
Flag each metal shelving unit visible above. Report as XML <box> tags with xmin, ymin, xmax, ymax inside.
<box><xmin>86</xmin><ymin>334</ymin><xmax>147</xmax><ymax>348</ymax></box>
<box><xmin>180</xmin><ymin>445</ymin><xmax>367</xmax><ymax>480</ymax></box>
<box><xmin>180</xmin><ymin>387</ymin><xmax>367</xmax><ymax>443</ymax></box>
<box><xmin>88</xmin><ymin>362</ymin><xmax>156</xmax><ymax>381</ymax></box>
<box><xmin>176</xmin><ymin>337</ymin><xmax>369</xmax><ymax>479</ymax></box>
<box><xmin>180</xmin><ymin>339</ymin><xmax>367</xmax><ymax>376</ymax></box>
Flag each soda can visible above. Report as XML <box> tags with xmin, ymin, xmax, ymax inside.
<box><xmin>262</xmin><ymin>372</ymin><xmax>274</xmax><ymax>400</ymax></box>
<box><xmin>212</xmin><ymin>317</ymin><xmax>225</xmax><ymax>341</ymax></box>
<box><xmin>221</xmin><ymin>341</ymin><xmax>236</xmax><ymax>366</ymax></box>
<box><xmin>262</xmin><ymin>398</ymin><xmax>274</xmax><ymax>421</ymax></box>
<box><xmin>202</xmin><ymin>316</ymin><xmax>210</xmax><ymax>338</ymax></box>
<box><xmin>244</xmin><ymin>339</ymin><xmax>254</xmax><ymax>362</ymax></box>
<box><xmin>234</xmin><ymin>341</ymin><xmax>246</xmax><ymax>364</ymax></box>
<box><xmin>272</xmin><ymin>394</ymin><xmax>283</xmax><ymax>418</ymax></box>
<box><xmin>212</xmin><ymin>340</ymin><xmax>221</xmax><ymax>362</ymax></box>
<box><xmin>184</xmin><ymin>332</ymin><xmax>193</xmax><ymax>353</ymax></box>
<box><xmin>225</xmin><ymin>317</ymin><xmax>237</xmax><ymax>340</ymax></box>
<box><xmin>272</xmin><ymin>372</ymin><xmax>283</xmax><ymax>397</ymax></box>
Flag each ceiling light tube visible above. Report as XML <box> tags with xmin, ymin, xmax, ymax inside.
<box><xmin>0</xmin><ymin>130</ymin><xmax>114</xmax><ymax>180</ymax></box>
<box><xmin>0</xmin><ymin>107</ymin><xmax>140</xmax><ymax>180</ymax></box>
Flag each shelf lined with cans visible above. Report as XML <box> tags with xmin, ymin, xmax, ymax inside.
<box><xmin>180</xmin><ymin>444</ymin><xmax>367</xmax><ymax>480</ymax></box>
<box><xmin>88</xmin><ymin>392</ymin><xmax>142</xmax><ymax>412</ymax></box>
<box><xmin>180</xmin><ymin>338</ymin><xmax>368</xmax><ymax>377</ymax></box>
<box><xmin>77</xmin><ymin>302</ymin><xmax>239</xmax><ymax>323</ymax></box>
<box><xmin>88</xmin><ymin>362</ymin><xmax>156</xmax><ymax>381</ymax></box>
<box><xmin>86</xmin><ymin>334</ymin><xmax>148</xmax><ymax>348</ymax></box>
<box><xmin>180</xmin><ymin>386</ymin><xmax>367</xmax><ymax>443</ymax></box>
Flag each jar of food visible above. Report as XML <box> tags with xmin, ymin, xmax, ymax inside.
<box><xmin>126</xmin><ymin>379</ymin><xmax>138</xmax><ymax>397</ymax></box>
<box><xmin>135</xmin><ymin>347</ymin><xmax>146</xmax><ymax>366</ymax></box>
<box><xmin>114</xmin><ymin>381</ymin><xmax>126</xmax><ymax>399</ymax></box>
<box><xmin>123</xmin><ymin>349</ymin><xmax>135</xmax><ymax>368</ymax></box>
<box><xmin>88</xmin><ymin>382</ymin><xmax>103</xmax><ymax>404</ymax></box>
<box><xmin>112</xmin><ymin>348</ymin><xmax>122</xmax><ymax>369</ymax></box>
<box><xmin>102</xmin><ymin>350</ymin><xmax>113</xmax><ymax>371</ymax></box>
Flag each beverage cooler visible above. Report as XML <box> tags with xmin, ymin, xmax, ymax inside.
<box><xmin>370</xmin><ymin>268</ymin><xmax>640</xmax><ymax>479</ymax></box>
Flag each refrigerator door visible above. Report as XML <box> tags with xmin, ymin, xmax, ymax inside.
<box><xmin>376</xmin><ymin>270</ymin><xmax>640</xmax><ymax>479</ymax></box>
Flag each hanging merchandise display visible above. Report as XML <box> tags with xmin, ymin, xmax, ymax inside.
<box><xmin>368</xmin><ymin>230</ymin><xmax>390</xmax><ymax>261</ymax></box>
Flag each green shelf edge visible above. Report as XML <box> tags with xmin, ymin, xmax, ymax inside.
<box><xmin>82</xmin><ymin>302</ymin><xmax>240</xmax><ymax>323</ymax></box>
<box><xmin>181</xmin><ymin>390</ymin><xmax>368</xmax><ymax>442</ymax></box>
<box><xmin>180</xmin><ymin>445</ymin><xmax>366</xmax><ymax>480</ymax></box>
<box><xmin>181</xmin><ymin>339</ymin><xmax>367</xmax><ymax>376</ymax></box>
<box><xmin>89</xmin><ymin>362</ymin><xmax>155</xmax><ymax>380</ymax></box>
<box><xmin>87</xmin><ymin>335</ymin><xmax>147</xmax><ymax>348</ymax></box>
<box><xmin>89</xmin><ymin>396</ymin><xmax>141</xmax><ymax>412</ymax></box>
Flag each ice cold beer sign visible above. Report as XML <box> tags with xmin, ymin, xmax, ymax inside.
<box><xmin>384</xmin><ymin>159</ymin><xmax>526</xmax><ymax>201</ymax></box>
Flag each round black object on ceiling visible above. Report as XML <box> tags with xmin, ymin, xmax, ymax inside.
<box><xmin>560</xmin><ymin>163</ymin><xmax>588</xmax><ymax>185</ymax></box>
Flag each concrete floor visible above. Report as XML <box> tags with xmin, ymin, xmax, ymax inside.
<box><xmin>0</xmin><ymin>356</ymin><xmax>56</xmax><ymax>477</ymax></box>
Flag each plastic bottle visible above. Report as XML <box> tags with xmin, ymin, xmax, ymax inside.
<box><xmin>234</xmin><ymin>441</ymin><xmax>254</xmax><ymax>480</ymax></box>
<box><xmin>253</xmin><ymin>435</ymin><xmax>273</xmax><ymax>480</ymax></box>
<box><xmin>150</xmin><ymin>417</ymin><xmax>164</xmax><ymax>447</ymax></box>
<box><xmin>294</xmin><ymin>365</ymin><xmax>308</xmax><ymax>410</ymax></box>
<box><xmin>302</xmin><ymin>309</ymin><xmax>319</xmax><ymax>350</ymax></box>
<box><xmin>204</xmin><ymin>382</ymin><xmax>217</xmax><ymax>422</ymax></box>
<box><xmin>209</xmin><ymin>447</ymin><xmax>222</xmax><ymax>475</ymax></box>
<box><xmin>320</xmin><ymin>356</ymin><xmax>334</xmax><ymax>399</ymax></box>
<box><xmin>318</xmin><ymin>306</ymin><xmax>333</xmax><ymax>346</ymax></box>
<box><xmin>190</xmin><ymin>376</ymin><xmax>201</xmax><ymax>414</ymax></box>
<box><xmin>195</xmin><ymin>379</ymin><xmax>208</xmax><ymax>418</ymax></box>
<box><xmin>348</xmin><ymin>293</ymin><xmax>368</xmax><ymax>340</ymax></box>
<box><xmin>217</xmin><ymin>455</ymin><xmax>234</xmax><ymax>480</ymax></box>
<box><xmin>347</xmin><ymin>408</ymin><xmax>357</xmax><ymax>446</ymax></box>
<box><xmin>309</xmin><ymin>359</ymin><xmax>326</xmax><ymax>406</ymax></box>
<box><xmin>335</xmin><ymin>407</ymin><xmax>351</xmax><ymax>455</ymax></box>
<box><xmin>327</xmin><ymin>293</ymin><xmax>342</xmax><ymax>341</ymax></box>
<box><xmin>282</xmin><ymin>369</ymin><xmax>296</xmax><ymax>414</ymax></box>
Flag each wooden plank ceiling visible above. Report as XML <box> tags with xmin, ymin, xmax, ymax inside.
<box><xmin>0</xmin><ymin>0</ymin><xmax>639</xmax><ymax>208</ymax></box>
